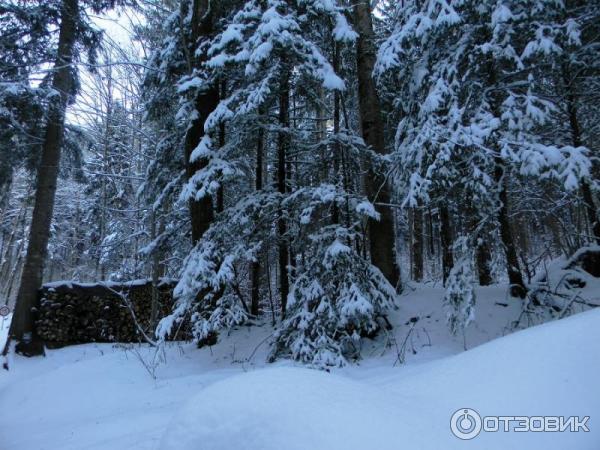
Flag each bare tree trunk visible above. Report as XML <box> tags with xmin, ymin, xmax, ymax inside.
<box><xmin>469</xmin><ymin>211</ymin><xmax>493</xmax><ymax>286</ymax></box>
<box><xmin>332</xmin><ymin>41</ymin><xmax>345</xmax><ymax>227</ymax></box>
<box><xmin>185</xmin><ymin>0</ymin><xmax>219</xmax><ymax>244</ymax></box>
<box><xmin>411</xmin><ymin>206</ymin><xmax>423</xmax><ymax>282</ymax></box>
<box><xmin>475</xmin><ymin>238</ymin><xmax>493</xmax><ymax>286</ymax></box>
<box><xmin>216</xmin><ymin>78</ymin><xmax>227</xmax><ymax>214</ymax></box>
<box><xmin>316</xmin><ymin>85</ymin><xmax>328</xmax><ymax>182</ymax></box>
<box><xmin>277</xmin><ymin>70</ymin><xmax>290</xmax><ymax>318</ymax></box>
<box><xmin>150</xmin><ymin>209</ymin><xmax>165</xmax><ymax>328</ymax></box>
<box><xmin>495</xmin><ymin>163</ymin><xmax>527</xmax><ymax>298</ymax></box>
<box><xmin>353</xmin><ymin>0</ymin><xmax>400</xmax><ymax>289</ymax></box>
<box><xmin>439</xmin><ymin>204</ymin><xmax>453</xmax><ymax>285</ymax></box>
<box><xmin>7</xmin><ymin>0</ymin><xmax>78</xmax><ymax>357</ymax></box>
<box><xmin>250</xmin><ymin>112</ymin><xmax>264</xmax><ymax>317</ymax></box>
<box><xmin>427</xmin><ymin>209</ymin><xmax>435</xmax><ymax>256</ymax></box>
<box><xmin>487</xmin><ymin>57</ymin><xmax>526</xmax><ymax>298</ymax></box>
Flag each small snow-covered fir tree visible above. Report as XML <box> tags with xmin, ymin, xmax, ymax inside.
<box><xmin>269</xmin><ymin>186</ymin><xmax>397</xmax><ymax>367</ymax></box>
<box><xmin>157</xmin><ymin>191</ymin><xmax>282</xmax><ymax>344</ymax></box>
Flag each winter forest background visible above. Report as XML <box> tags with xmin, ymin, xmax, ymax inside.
<box><xmin>1</xmin><ymin>0</ymin><xmax>599</xmax><ymax>368</ymax></box>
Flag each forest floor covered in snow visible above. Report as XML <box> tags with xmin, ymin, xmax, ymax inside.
<box><xmin>1</xmin><ymin>284</ymin><xmax>599</xmax><ymax>450</ymax></box>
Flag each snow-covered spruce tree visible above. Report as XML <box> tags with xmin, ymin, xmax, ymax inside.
<box><xmin>375</xmin><ymin>0</ymin><xmax>593</xmax><ymax>298</ymax></box>
<box><xmin>269</xmin><ymin>186</ymin><xmax>397</xmax><ymax>367</ymax></box>
<box><xmin>520</xmin><ymin>0</ymin><xmax>600</xmax><ymax>244</ymax></box>
<box><xmin>177</xmin><ymin>0</ymin><xmax>357</xmax><ymax>318</ymax></box>
<box><xmin>146</xmin><ymin>0</ymin><xmax>249</xmax><ymax>247</ymax></box>
<box><xmin>179</xmin><ymin>0</ymin><xmax>356</xmax><ymax>207</ymax></box>
<box><xmin>156</xmin><ymin>1</ymin><xmax>398</xmax><ymax>363</ymax></box>
<box><xmin>157</xmin><ymin>0</ymin><xmax>354</xmax><ymax>339</ymax></box>
<box><xmin>158</xmin><ymin>190</ymin><xmax>282</xmax><ymax>344</ymax></box>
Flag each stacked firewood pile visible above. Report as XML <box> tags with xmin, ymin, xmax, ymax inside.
<box><xmin>36</xmin><ymin>279</ymin><xmax>187</xmax><ymax>347</ymax></box>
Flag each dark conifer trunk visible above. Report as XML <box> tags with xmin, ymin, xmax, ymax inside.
<box><xmin>563</xmin><ymin>66</ymin><xmax>600</xmax><ymax>244</ymax></box>
<box><xmin>475</xmin><ymin>239</ymin><xmax>493</xmax><ymax>286</ymax></box>
<box><xmin>353</xmin><ymin>0</ymin><xmax>400</xmax><ymax>290</ymax></box>
<box><xmin>487</xmin><ymin>58</ymin><xmax>526</xmax><ymax>298</ymax></box>
<box><xmin>439</xmin><ymin>205</ymin><xmax>453</xmax><ymax>285</ymax></box>
<box><xmin>469</xmin><ymin>211</ymin><xmax>492</xmax><ymax>286</ymax></box>
<box><xmin>185</xmin><ymin>0</ymin><xmax>219</xmax><ymax>244</ymax></box>
<box><xmin>411</xmin><ymin>207</ymin><xmax>423</xmax><ymax>282</ymax></box>
<box><xmin>8</xmin><ymin>0</ymin><xmax>79</xmax><ymax>357</ymax></box>
<box><xmin>216</xmin><ymin>78</ymin><xmax>227</xmax><ymax>214</ymax></box>
<box><xmin>250</xmin><ymin>113</ymin><xmax>264</xmax><ymax>317</ymax></box>
<box><xmin>277</xmin><ymin>71</ymin><xmax>290</xmax><ymax>317</ymax></box>
<box><xmin>332</xmin><ymin>41</ymin><xmax>341</xmax><ymax>225</ymax></box>
<box><xmin>495</xmin><ymin>163</ymin><xmax>527</xmax><ymax>298</ymax></box>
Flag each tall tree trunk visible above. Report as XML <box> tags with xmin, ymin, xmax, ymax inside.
<box><xmin>469</xmin><ymin>211</ymin><xmax>493</xmax><ymax>286</ymax></box>
<box><xmin>353</xmin><ymin>0</ymin><xmax>400</xmax><ymax>290</ymax></box>
<box><xmin>487</xmin><ymin>57</ymin><xmax>526</xmax><ymax>298</ymax></box>
<box><xmin>411</xmin><ymin>206</ymin><xmax>423</xmax><ymax>282</ymax></box>
<box><xmin>332</xmin><ymin>41</ymin><xmax>341</xmax><ymax>225</ymax></box>
<box><xmin>439</xmin><ymin>204</ymin><xmax>453</xmax><ymax>285</ymax></box>
<box><xmin>216</xmin><ymin>78</ymin><xmax>227</xmax><ymax>214</ymax></box>
<box><xmin>150</xmin><ymin>209</ymin><xmax>165</xmax><ymax>328</ymax></box>
<box><xmin>185</xmin><ymin>0</ymin><xmax>219</xmax><ymax>244</ymax></box>
<box><xmin>7</xmin><ymin>0</ymin><xmax>78</xmax><ymax>357</ymax></box>
<box><xmin>277</xmin><ymin>71</ymin><xmax>290</xmax><ymax>318</ymax></box>
<box><xmin>475</xmin><ymin>238</ymin><xmax>493</xmax><ymax>286</ymax></box>
<box><xmin>427</xmin><ymin>209</ymin><xmax>435</xmax><ymax>255</ymax></box>
<box><xmin>495</xmin><ymin>163</ymin><xmax>527</xmax><ymax>298</ymax></box>
<box><xmin>250</xmin><ymin>112</ymin><xmax>264</xmax><ymax>317</ymax></box>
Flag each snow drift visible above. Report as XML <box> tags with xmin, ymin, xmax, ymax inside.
<box><xmin>161</xmin><ymin>309</ymin><xmax>600</xmax><ymax>450</ymax></box>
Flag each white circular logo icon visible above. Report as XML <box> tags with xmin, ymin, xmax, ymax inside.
<box><xmin>0</xmin><ymin>305</ymin><xmax>10</xmax><ymax>317</ymax></box>
<box><xmin>451</xmin><ymin>408</ymin><xmax>482</xmax><ymax>440</ymax></box>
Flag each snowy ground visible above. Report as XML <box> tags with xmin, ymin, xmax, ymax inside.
<box><xmin>1</xmin><ymin>284</ymin><xmax>598</xmax><ymax>449</ymax></box>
